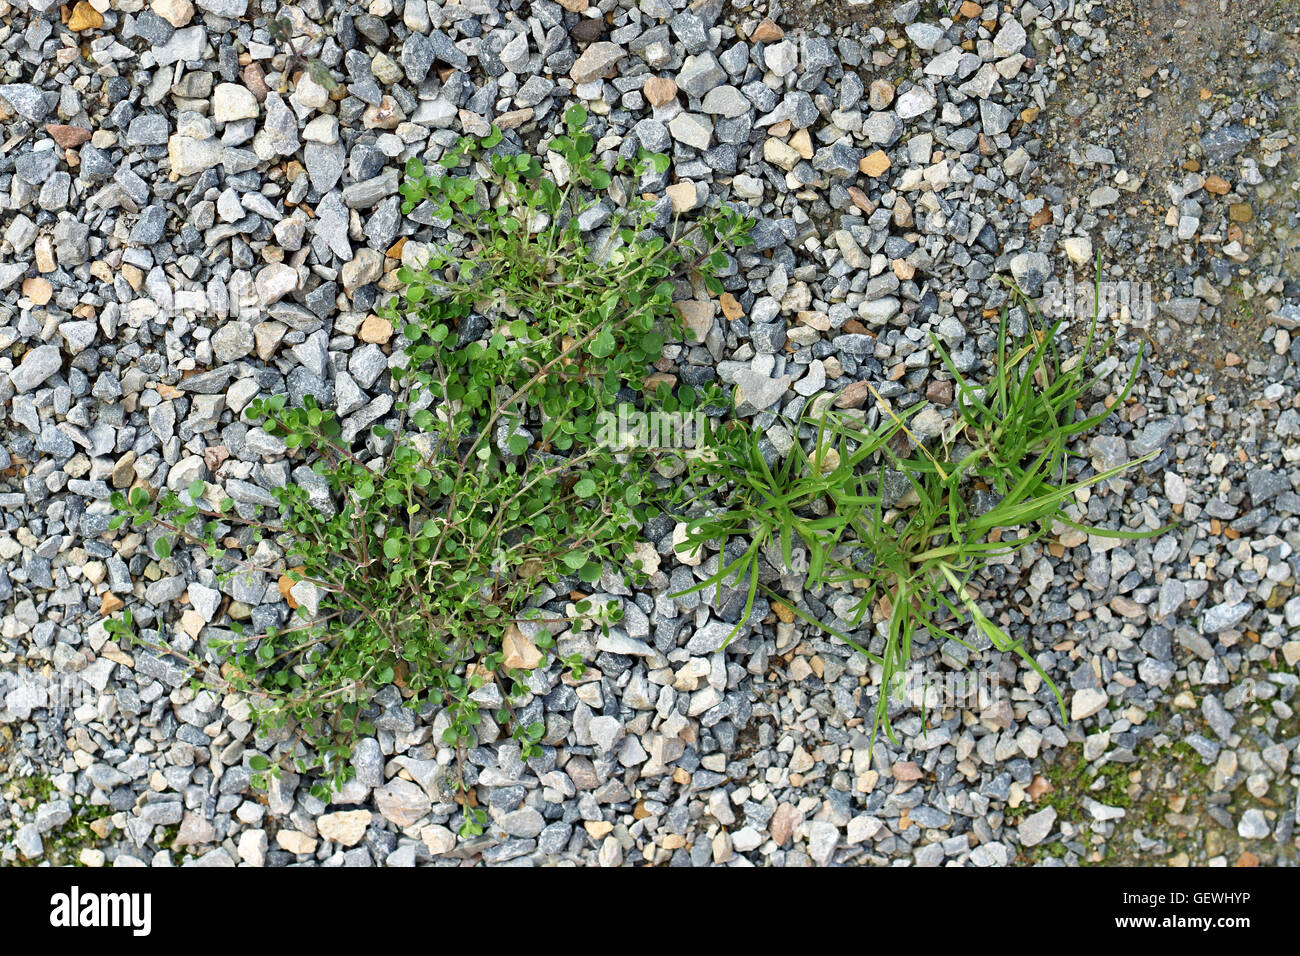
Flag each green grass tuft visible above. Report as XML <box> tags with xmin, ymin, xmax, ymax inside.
<box><xmin>674</xmin><ymin>274</ymin><xmax>1162</xmax><ymax>745</ymax></box>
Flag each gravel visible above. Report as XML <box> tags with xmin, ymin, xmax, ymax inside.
<box><xmin>1</xmin><ymin>0</ymin><xmax>1297</xmax><ymax>870</ymax></box>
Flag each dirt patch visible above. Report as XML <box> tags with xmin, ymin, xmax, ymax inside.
<box><xmin>1037</xmin><ymin>0</ymin><xmax>1299</xmax><ymax>394</ymax></box>
<box><xmin>1010</xmin><ymin>692</ymin><xmax>1298</xmax><ymax>866</ymax></box>
<box><xmin>744</xmin><ymin>0</ymin><xmax>963</xmax><ymax>37</ymax></box>
<box><xmin>771</xmin><ymin>0</ymin><xmax>902</xmax><ymax>33</ymax></box>
<box><xmin>1046</xmin><ymin>0</ymin><xmax>1249</xmax><ymax>182</ymax></box>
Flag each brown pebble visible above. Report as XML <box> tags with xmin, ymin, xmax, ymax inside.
<box><xmin>34</xmin><ymin>236</ymin><xmax>56</xmax><ymax>273</ymax></box>
<box><xmin>569</xmin><ymin>19</ymin><xmax>605</xmax><ymax>43</ymax></box>
<box><xmin>665</xmin><ymin>181</ymin><xmax>697</xmax><ymax>212</ymax></box>
<box><xmin>110</xmin><ymin>451</ymin><xmax>137</xmax><ymax>488</ymax></box>
<box><xmin>359</xmin><ymin>315</ymin><xmax>393</xmax><ymax>344</ymax></box>
<box><xmin>719</xmin><ymin>292</ymin><xmax>744</xmax><ymax>321</ymax></box>
<box><xmin>203</xmin><ymin>446</ymin><xmax>229</xmax><ymax>472</ymax></box>
<box><xmin>869</xmin><ymin>79</ymin><xmax>895</xmax><ymax>110</ymax></box>
<box><xmin>45</xmin><ymin>123</ymin><xmax>93</xmax><ymax>148</ymax></box>
<box><xmin>925</xmin><ymin>379</ymin><xmax>953</xmax><ymax>405</ymax></box>
<box><xmin>278</xmin><ymin>574</ymin><xmax>300</xmax><ymax>609</ymax></box>
<box><xmin>769</xmin><ymin>803</ymin><xmax>799</xmax><ymax>846</ymax></box>
<box><xmin>833</xmin><ymin>379</ymin><xmax>875</xmax><ymax>409</ymax></box>
<box><xmin>789</xmin><ymin>128</ymin><xmax>813</xmax><ymax>160</ymax></box>
<box><xmin>496</xmin><ymin>107</ymin><xmax>534</xmax><ymax>130</ymax></box>
<box><xmin>643</xmin><ymin>76</ymin><xmax>678</xmax><ymax>107</ymax></box>
<box><xmin>242</xmin><ymin>64</ymin><xmax>270</xmax><ymax>101</ymax></box>
<box><xmin>22</xmin><ymin>277</ymin><xmax>52</xmax><ymax>306</ymax></box>
<box><xmin>1204</xmin><ymin>174</ymin><xmax>1230</xmax><ymax>195</ymax></box>
<box><xmin>847</xmin><ymin>186</ymin><xmax>875</xmax><ymax>214</ymax></box>
<box><xmin>892</xmin><ymin>760</ymin><xmax>923</xmax><ymax>781</ymax></box>
<box><xmin>68</xmin><ymin>1</ymin><xmax>104</xmax><ymax>32</ymax></box>
<box><xmin>751</xmin><ymin>18</ymin><xmax>784</xmax><ymax>43</ymax></box>
<box><xmin>859</xmin><ymin>149</ymin><xmax>890</xmax><ymax>177</ymax></box>
<box><xmin>893</xmin><ymin>196</ymin><xmax>913</xmax><ymax>228</ymax></box>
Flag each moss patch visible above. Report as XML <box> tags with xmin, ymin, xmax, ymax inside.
<box><xmin>1011</xmin><ymin>694</ymin><xmax>1296</xmax><ymax>866</ymax></box>
<box><xmin>10</xmin><ymin>794</ymin><xmax>114</xmax><ymax>868</ymax></box>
